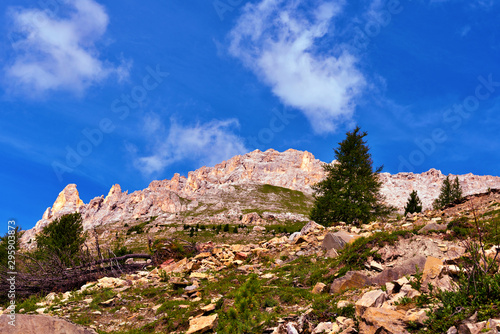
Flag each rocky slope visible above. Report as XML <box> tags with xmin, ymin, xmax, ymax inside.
<box><xmin>8</xmin><ymin>191</ymin><xmax>500</xmax><ymax>334</ymax></box>
<box><xmin>22</xmin><ymin>148</ymin><xmax>500</xmax><ymax>245</ymax></box>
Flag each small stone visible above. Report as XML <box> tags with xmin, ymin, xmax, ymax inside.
<box><xmin>337</xmin><ymin>300</ymin><xmax>353</xmax><ymax>309</ymax></box>
<box><xmin>35</xmin><ymin>308</ymin><xmax>46</xmax><ymax>314</ymax></box>
<box><xmin>385</xmin><ymin>282</ymin><xmax>396</xmax><ymax>295</ymax></box>
<box><xmin>253</xmin><ymin>226</ymin><xmax>266</xmax><ymax>232</ymax></box>
<box><xmin>446</xmin><ymin>326</ymin><xmax>458</xmax><ymax>334</ymax></box>
<box><xmin>200</xmin><ymin>303</ymin><xmax>216</xmax><ymax>313</ymax></box>
<box><xmin>186</xmin><ymin>314</ymin><xmax>218</xmax><ymax>334</ymax></box>
<box><xmin>325</xmin><ymin>248</ymin><xmax>338</xmax><ymax>258</ymax></box>
<box><xmin>99</xmin><ymin>298</ymin><xmax>115</xmax><ymax>307</ymax></box>
<box><xmin>438</xmin><ymin>244</ymin><xmax>448</xmax><ymax>252</ymax></box>
<box><xmin>355</xmin><ymin>289</ymin><xmax>387</xmax><ymax>317</ymax></box>
<box><xmin>312</xmin><ymin>321</ymin><xmax>332</xmax><ymax>333</ymax></box>
<box><xmin>404</xmin><ymin>308</ymin><xmax>429</xmax><ymax>325</ymax></box>
<box><xmin>190</xmin><ymin>272</ymin><xmax>211</xmax><ymax>279</ymax></box>
<box><xmin>370</xmin><ymin>261</ymin><xmax>384</xmax><ymax>272</ymax></box>
<box><xmin>312</xmin><ymin>282</ymin><xmax>326</xmax><ymax>294</ymax></box>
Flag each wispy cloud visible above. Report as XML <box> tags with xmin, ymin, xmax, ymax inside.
<box><xmin>4</xmin><ymin>0</ymin><xmax>130</xmax><ymax>97</ymax></box>
<box><xmin>133</xmin><ymin>115</ymin><xmax>248</xmax><ymax>176</ymax></box>
<box><xmin>459</xmin><ymin>25</ymin><xmax>471</xmax><ymax>37</ymax></box>
<box><xmin>228</xmin><ymin>0</ymin><xmax>366</xmax><ymax>134</ymax></box>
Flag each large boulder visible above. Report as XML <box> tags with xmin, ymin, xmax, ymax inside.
<box><xmin>421</xmin><ymin>256</ymin><xmax>453</xmax><ymax>292</ymax></box>
<box><xmin>359</xmin><ymin>307</ymin><xmax>408</xmax><ymax>334</ymax></box>
<box><xmin>419</xmin><ymin>222</ymin><xmax>447</xmax><ymax>234</ymax></box>
<box><xmin>355</xmin><ymin>290</ymin><xmax>387</xmax><ymax>317</ymax></box>
<box><xmin>321</xmin><ymin>233</ymin><xmax>347</xmax><ymax>250</ymax></box>
<box><xmin>330</xmin><ymin>256</ymin><xmax>427</xmax><ymax>294</ymax></box>
<box><xmin>0</xmin><ymin>314</ymin><xmax>97</xmax><ymax>334</ymax></box>
<box><xmin>300</xmin><ymin>221</ymin><xmax>325</xmax><ymax>235</ymax></box>
<box><xmin>330</xmin><ymin>271</ymin><xmax>371</xmax><ymax>294</ymax></box>
<box><xmin>371</xmin><ymin>256</ymin><xmax>427</xmax><ymax>286</ymax></box>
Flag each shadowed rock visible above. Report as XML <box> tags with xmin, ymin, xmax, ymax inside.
<box><xmin>419</xmin><ymin>222</ymin><xmax>448</xmax><ymax>234</ymax></box>
<box><xmin>330</xmin><ymin>271</ymin><xmax>371</xmax><ymax>294</ymax></box>
<box><xmin>321</xmin><ymin>233</ymin><xmax>347</xmax><ymax>250</ymax></box>
<box><xmin>370</xmin><ymin>256</ymin><xmax>427</xmax><ymax>286</ymax></box>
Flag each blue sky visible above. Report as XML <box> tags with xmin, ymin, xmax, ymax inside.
<box><xmin>1</xmin><ymin>0</ymin><xmax>500</xmax><ymax>230</ymax></box>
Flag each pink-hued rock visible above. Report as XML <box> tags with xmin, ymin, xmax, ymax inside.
<box><xmin>0</xmin><ymin>314</ymin><xmax>97</xmax><ymax>334</ymax></box>
<box><xmin>21</xmin><ymin>149</ymin><xmax>500</xmax><ymax>246</ymax></box>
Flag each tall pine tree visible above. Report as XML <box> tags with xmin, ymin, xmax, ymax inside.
<box><xmin>310</xmin><ymin>126</ymin><xmax>393</xmax><ymax>226</ymax></box>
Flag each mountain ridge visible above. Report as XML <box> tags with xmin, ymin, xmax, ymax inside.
<box><xmin>22</xmin><ymin>148</ymin><xmax>500</xmax><ymax>244</ymax></box>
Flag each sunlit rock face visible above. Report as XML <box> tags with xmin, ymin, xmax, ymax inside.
<box><xmin>22</xmin><ymin>149</ymin><xmax>500</xmax><ymax>246</ymax></box>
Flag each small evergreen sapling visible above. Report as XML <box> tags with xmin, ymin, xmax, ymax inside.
<box><xmin>433</xmin><ymin>175</ymin><xmax>463</xmax><ymax>209</ymax></box>
<box><xmin>404</xmin><ymin>190</ymin><xmax>422</xmax><ymax>215</ymax></box>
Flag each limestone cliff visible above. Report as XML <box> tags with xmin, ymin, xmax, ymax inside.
<box><xmin>22</xmin><ymin>149</ymin><xmax>500</xmax><ymax>245</ymax></box>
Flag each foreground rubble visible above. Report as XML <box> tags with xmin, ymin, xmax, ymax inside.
<box><xmin>4</xmin><ymin>195</ymin><xmax>500</xmax><ymax>334</ymax></box>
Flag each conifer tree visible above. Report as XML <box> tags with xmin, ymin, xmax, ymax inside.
<box><xmin>310</xmin><ymin>126</ymin><xmax>392</xmax><ymax>226</ymax></box>
<box><xmin>35</xmin><ymin>212</ymin><xmax>85</xmax><ymax>267</ymax></box>
<box><xmin>404</xmin><ymin>190</ymin><xmax>423</xmax><ymax>215</ymax></box>
<box><xmin>433</xmin><ymin>175</ymin><xmax>463</xmax><ymax>209</ymax></box>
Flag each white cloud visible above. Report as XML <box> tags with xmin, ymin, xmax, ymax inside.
<box><xmin>134</xmin><ymin>116</ymin><xmax>248</xmax><ymax>176</ymax></box>
<box><xmin>4</xmin><ymin>0</ymin><xmax>130</xmax><ymax>96</ymax></box>
<box><xmin>228</xmin><ymin>0</ymin><xmax>366</xmax><ymax>134</ymax></box>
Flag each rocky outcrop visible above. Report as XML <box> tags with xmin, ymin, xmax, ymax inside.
<box><xmin>379</xmin><ymin>168</ymin><xmax>500</xmax><ymax>210</ymax></box>
<box><xmin>22</xmin><ymin>149</ymin><xmax>500</xmax><ymax>245</ymax></box>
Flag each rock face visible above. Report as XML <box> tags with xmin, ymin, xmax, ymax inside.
<box><xmin>22</xmin><ymin>149</ymin><xmax>500</xmax><ymax>245</ymax></box>
<box><xmin>0</xmin><ymin>314</ymin><xmax>97</xmax><ymax>334</ymax></box>
<box><xmin>378</xmin><ymin>168</ymin><xmax>500</xmax><ymax>210</ymax></box>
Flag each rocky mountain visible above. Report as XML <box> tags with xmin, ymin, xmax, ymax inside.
<box><xmin>21</xmin><ymin>148</ymin><xmax>500</xmax><ymax>245</ymax></box>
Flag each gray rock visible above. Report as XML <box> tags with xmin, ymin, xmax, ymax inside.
<box><xmin>330</xmin><ymin>271</ymin><xmax>371</xmax><ymax>294</ymax></box>
<box><xmin>321</xmin><ymin>233</ymin><xmax>347</xmax><ymax>250</ymax></box>
<box><xmin>371</xmin><ymin>256</ymin><xmax>427</xmax><ymax>286</ymax></box>
<box><xmin>420</xmin><ymin>222</ymin><xmax>448</xmax><ymax>233</ymax></box>
<box><xmin>333</xmin><ymin>230</ymin><xmax>355</xmax><ymax>244</ymax></box>
<box><xmin>300</xmin><ymin>221</ymin><xmax>324</xmax><ymax>235</ymax></box>
<box><xmin>355</xmin><ymin>290</ymin><xmax>387</xmax><ymax>317</ymax></box>
<box><xmin>289</xmin><ymin>232</ymin><xmax>301</xmax><ymax>242</ymax></box>
<box><xmin>286</xmin><ymin>323</ymin><xmax>299</xmax><ymax>334</ymax></box>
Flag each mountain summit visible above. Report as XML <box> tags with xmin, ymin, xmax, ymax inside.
<box><xmin>22</xmin><ymin>149</ymin><xmax>500</xmax><ymax>244</ymax></box>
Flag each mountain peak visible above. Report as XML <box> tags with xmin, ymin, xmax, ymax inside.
<box><xmin>22</xmin><ymin>149</ymin><xmax>500</xmax><ymax>247</ymax></box>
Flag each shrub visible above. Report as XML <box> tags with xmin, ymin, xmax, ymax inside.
<box><xmin>217</xmin><ymin>275</ymin><xmax>268</xmax><ymax>334</ymax></box>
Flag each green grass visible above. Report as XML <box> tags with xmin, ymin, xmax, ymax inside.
<box><xmin>259</xmin><ymin>184</ymin><xmax>313</xmax><ymax>215</ymax></box>
<box><xmin>126</xmin><ymin>216</ymin><xmax>158</xmax><ymax>235</ymax></box>
<box><xmin>266</xmin><ymin>221</ymin><xmax>307</xmax><ymax>234</ymax></box>
<box><xmin>15</xmin><ymin>294</ymin><xmax>44</xmax><ymax>313</ymax></box>
<box><xmin>89</xmin><ymin>288</ymin><xmax>117</xmax><ymax>310</ymax></box>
